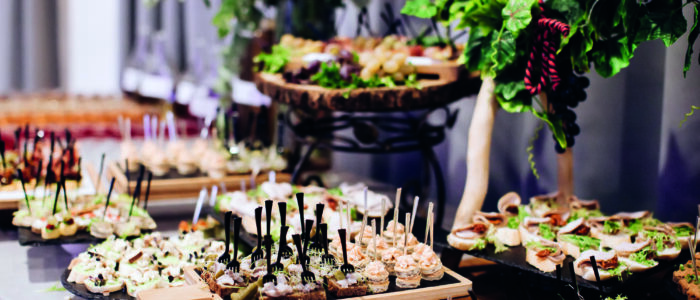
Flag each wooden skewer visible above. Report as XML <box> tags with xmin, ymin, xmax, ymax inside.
<box><xmin>430</xmin><ymin>212</ymin><xmax>434</xmax><ymax>250</ymax></box>
<box><xmin>371</xmin><ymin>219</ymin><xmax>377</xmax><ymax>261</ymax></box>
<box><xmin>425</xmin><ymin>203</ymin><xmax>433</xmax><ymax>245</ymax></box>
<box><xmin>380</xmin><ymin>195</ymin><xmax>385</xmax><ymax>238</ymax></box>
<box><xmin>359</xmin><ymin>215</ymin><xmax>367</xmax><ymax>249</ymax></box>
<box><xmin>346</xmin><ymin>200</ymin><xmax>351</xmax><ymax>228</ymax></box>
<box><xmin>404</xmin><ymin>212</ymin><xmax>410</xmax><ymax>256</ymax></box>
<box><xmin>338</xmin><ymin>201</ymin><xmax>344</xmax><ymax>229</ymax></box>
<box><xmin>410</xmin><ymin>196</ymin><xmax>420</xmax><ymax>233</ymax></box>
<box><xmin>393</xmin><ymin>188</ymin><xmax>401</xmax><ymax>246</ymax></box>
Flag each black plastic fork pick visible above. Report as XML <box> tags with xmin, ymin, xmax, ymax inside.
<box><xmin>278</xmin><ymin>201</ymin><xmax>293</xmax><ymax>258</ymax></box>
<box><xmin>251</xmin><ymin>206</ymin><xmax>264</xmax><ymax>261</ymax></box>
<box><xmin>296</xmin><ymin>193</ymin><xmax>305</xmax><ymax>234</ymax></box>
<box><xmin>227</xmin><ymin>216</ymin><xmax>242</xmax><ymax>272</ymax></box>
<box><xmin>264</xmin><ymin>199</ymin><xmax>273</xmax><ymax>245</ymax></box>
<box><xmin>320</xmin><ymin>223</ymin><xmax>335</xmax><ymax>265</ymax></box>
<box><xmin>303</xmin><ymin>219</ymin><xmax>314</xmax><ymax>264</ymax></box>
<box><xmin>338</xmin><ymin>229</ymin><xmax>354</xmax><ymax>274</ymax></box>
<box><xmin>270</xmin><ymin>225</ymin><xmax>287</xmax><ymax>272</ymax></box>
<box><xmin>309</xmin><ymin>203</ymin><xmax>324</xmax><ymax>252</ymax></box>
<box><xmin>293</xmin><ymin>234</ymin><xmax>315</xmax><ymax>284</ymax></box>
<box><xmin>263</xmin><ymin>235</ymin><xmax>276</xmax><ymax>284</ymax></box>
<box><xmin>218</xmin><ymin>211</ymin><xmax>232</xmax><ymax>263</ymax></box>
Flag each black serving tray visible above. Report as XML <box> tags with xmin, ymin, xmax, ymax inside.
<box><xmin>18</xmin><ymin>227</ymin><xmax>103</xmax><ymax>246</ymax></box>
<box><xmin>460</xmin><ymin>243</ymin><xmax>687</xmax><ymax>295</ymax></box>
<box><xmin>61</xmin><ymin>268</ymin><xmax>133</xmax><ymax>300</ymax></box>
<box><xmin>18</xmin><ymin>227</ymin><xmax>152</xmax><ymax>247</ymax></box>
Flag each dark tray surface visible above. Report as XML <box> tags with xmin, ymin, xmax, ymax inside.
<box><xmin>463</xmin><ymin>243</ymin><xmax>687</xmax><ymax>294</ymax></box>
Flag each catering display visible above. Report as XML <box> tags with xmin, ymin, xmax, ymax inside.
<box><xmin>254</xmin><ymin>33</ymin><xmax>477</xmax><ymax>112</ymax></box>
<box><xmin>214</xmin><ymin>181</ymin><xmax>393</xmax><ymax>241</ymax></box>
<box><xmin>13</xmin><ymin>165</ymin><xmax>156</xmax><ymax>245</ymax></box>
<box><xmin>111</xmin><ymin>114</ymin><xmax>289</xmax><ymax>199</ymax></box>
<box><xmin>0</xmin><ymin>126</ymin><xmax>95</xmax><ymax>209</ymax></box>
<box><xmin>448</xmin><ymin>191</ymin><xmax>694</xmax><ymax>284</ymax></box>
<box><xmin>62</xmin><ymin>231</ymin><xmax>234</xmax><ymax>298</ymax></box>
<box><xmin>197</xmin><ymin>190</ymin><xmax>470</xmax><ymax>300</ymax></box>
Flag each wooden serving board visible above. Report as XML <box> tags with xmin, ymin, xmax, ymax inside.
<box><xmin>106</xmin><ymin>161</ymin><xmax>291</xmax><ymax>200</ymax></box>
<box><xmin>255</xmin><ymin>68</ymin><xmax>480</xmax><ymax>112</ymax></box>
<box><xmin>176</xmin><ymin>266</ymin><xmax>472</xmax><ymax>300</ymax></box>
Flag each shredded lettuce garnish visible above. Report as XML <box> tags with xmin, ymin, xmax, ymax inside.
<box><xmin>538</xmin><ymin>223</ymin><xmax>556</xmax><ymax>240</ymax></box>
<box><xmin>469</xmin><ymin>238</ymin><xmax>487</xmax><ymax>251</ymax></box>
<box><xmin>628</xmin><ymin>247</ymin><xmax>656</xmax><ymax>267</ymax></box>
<box><xmin>558</xmin><ymin>234</ymin><xmax>600</xmax><ymax>252</ymax></box>
<box><xmin>507</xmin><ymin>216</ymin><xmax>519</xmax><ymax>229</ymax></box>
<box><xmin>603</xmin><ymin>220</ymin><xmax>621</xmax><ymax>234</ymax></box>
<box><xmin>674</xmin><ymin>225</ymin><xmax>694</xmax><ymax>237</ymax></box>
<box><xmin>525</xmin><ymin>241</ymin><xmax>557</xmax><ymax>253</ymax></box>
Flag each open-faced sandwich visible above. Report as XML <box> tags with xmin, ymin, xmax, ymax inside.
<box><xmin>557</xmin><ymin>218</ymin><xmax>600</xmax><ymax>258</ymax></box>
<box><xmin>447</xmin><ymin>221</ymin><xmax>490</xmax><ymax>251</ymax></box>
<box><xmin>67</xmin><ymin>231</ymin><xmax>222</xmax><ymax>297</ymax></box>
<box><xmin>524</xmin><ymin>239</ymin><xmax>565</xmax><ymax>273</ymax></box>
<box><xmin>519</xmin><ymin>216</ymin><xmax>557</xmax><ymax>245</ymax></box>
<box><xmin>636</xmin><ymin>226</ymin><xmax>681</xmax><ymax>260</ymax></box>
<box><xmin>573</xmin><ymin>250</ymin><xmax>628</xmax><ymax>281</ymax></box>
<box><xmin>612</xmin><ymin>239</ymin><xmax>658</xmax><ymax>272</ymax></box>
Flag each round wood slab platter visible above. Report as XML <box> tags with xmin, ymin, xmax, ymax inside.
<box><xmin>255</xmin><ymin>70</ymin><xmax>480</xmax><ymax>112</ymax></box>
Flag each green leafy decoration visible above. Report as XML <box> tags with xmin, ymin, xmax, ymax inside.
<box><xmin>401</xmin><ymin>0</ymin><xmax>438</xmax><ymax>19</ymax></box>
<box><xmin>526</xmin><ymin>122</ymin><xmax>544</xmax><ymax>180</ymax></box>
<box><xmin>533</xmin><ymin>110</ymin><xmax>568</xmax><ymax>148</ymax></box>
<box><xmin>502</xmin><ymin>0</ymin><xmax>537</xmax><ymax>37</ymax></box>
<box><xmin>686</xmin><ymin>6</ymin><xmax>700</xmax><ymax>77</ymax></box>
<box><xmin>488</xmin><ymin>30</ymin><xmax>517</xmax><ymax>75</ymax></box>
<box><xmin>641</xmin><ymin>0</ymin><xmax>687</xmax><ymax>47</ymax></box>
<box><xmin>253</xmin><ymin>45</ymin><xmax>291</xmax><ymax>74</ymax></box>
<box><xmin>680</xmin><ymin>105</ymin><xmax>700</xmax><ymax>127</ymax></box>
<box><xmin>591</xmin><ymin>36</ymin><xmax>633</xmax><ymax>78</ymax></box>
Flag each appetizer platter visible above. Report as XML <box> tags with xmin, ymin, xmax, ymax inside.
<box><xmin>254</xmin><ymin>34</ymin><xmax>480</xmax><ymax>112</ymax></box>
<box><xmin>0</xmin><ymin>126</ymin><xmax>94</xmax><ymax>210</ymax></box>
<box><xmin>195</xmin><ymin>189</ymin><xmax>471</xmax><ymax>300</ymax></box>
<box><xmin>448</xmin><ymin>191</ymin><xmax>695</xmax><ymax>293</ymax></box>
<box><xmin>112</xmin><ymin>114</ymin><xmax>289</xmax><ymax>199</ymax></box>
<box><xmin>211</xmin><ymin>181</ymin><xmax>394</xmax><ymax>245</ymax></box>
<box><xmin>60</xmin><ymin>230</ymin><xmax>241</xmax><ymax>299</ymax></box>
<box><xmin>14</xmin><ymin>168</ymin><xmax>157</xmax><ymax>246</ymax></box>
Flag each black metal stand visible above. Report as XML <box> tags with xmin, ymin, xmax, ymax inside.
<box><xmin>285</xmin><ymin>106</ymin><xmax>458</xmax><ymax>223</ymax></box>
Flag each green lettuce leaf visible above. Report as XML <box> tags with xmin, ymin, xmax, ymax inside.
<box><xmin>558</xmin><ymin>234</ymin><xmax>600</xmax><ymax>251</ymax></box>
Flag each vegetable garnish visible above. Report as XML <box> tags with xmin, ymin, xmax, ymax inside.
<box><xmin>538</xmin><ymin>223</ymin><xmax>556</xmax><ymax>240</ymax></box>
<box><xmin>558</xmin><ymin>234</ymin><xmax>600</xmax><ymax>252</ymax></box>
<box><xmin>253</xmin><ymin>45</ymin><xmax>291</xmax><ymax>74</ymax></box>
<box><xmin>628</xmin><ymin>247</ymin><xmax>656</xmax><ymax>267</ymax></box>
<box><xmin>507</xmin><ymin>216</ymin><xmax>519</xmax><ymax>229</ymax></box>
<box><xmin>469</xmin><ymin>238</ymin><xmax>487</xmax><ymax>251</ymax></box>
<box><xmin>525</xmin><ymin>241</ymin><xmax>557</xmax><ymax>253</ymax></box>
<box><xmin>603</xmin><ymin>220</ymin><xmax>621</xmax><ymax>235</ymax></box>
<box><xmin>674</xmin><ymin>225</ymin><xmax>694</xmax><ymax>237</ymax></box>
